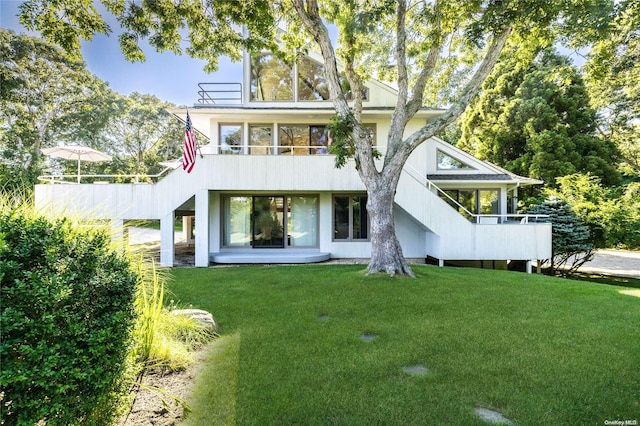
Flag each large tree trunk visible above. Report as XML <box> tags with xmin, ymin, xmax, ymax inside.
<box><xmin>365</xmin><ymin>182</ymin><xmax>415</xmax><ymax>277</ymax></box>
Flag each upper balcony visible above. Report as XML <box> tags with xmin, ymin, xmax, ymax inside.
<box><xmin>197</xmin><ymin>83</ymin><xmax>242</xmax><ymax>105</ymax></box>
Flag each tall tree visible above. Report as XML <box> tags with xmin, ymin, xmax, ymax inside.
<box><xmin>20</xmin><ymin>0</ymin><xmax>616</xmax><ymax>276</ymax></box>
<box><xmin>100</xmin><ymin>93</ymin><xmax>184</xmax><ymax>177</ymax></box>
<box><xmin>0</xmin><ymin>29</ymin><xmax>117</xmax><ymax>190</ymax></box>
<box><xmin>583</xmin><ymin>0</ymin><xmax>640</xmax><ymax>176</ymax></box>
<box><xmin>458</xmin><ymin>49</ymin><xmax>620</xmax><ymax>188</ymax></box>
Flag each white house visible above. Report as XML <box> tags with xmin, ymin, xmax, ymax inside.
<box><xmin>35</xmin><ymin>51</ymin><xmax>551</xmax><ymax>272</ymax></box>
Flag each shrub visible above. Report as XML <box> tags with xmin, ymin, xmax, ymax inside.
<box><xmin>0</xmin><ymin>208</ymin><xmax>138</xmax><ymax>425</ymax></box>
<box><xmin>528</xmin><ymin>197</ymin><xmax>594</xmax><ymax>275</ymax></box>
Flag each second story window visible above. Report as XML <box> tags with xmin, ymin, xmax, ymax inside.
<box><xmin>298</xmin><ymin>58</ymin><xmax>330</xmax><ymax>101</ymax></box>
<box><xmin>250</xmin><ymin>54</ymin><xmax>293</xmax><ymax>101</ymax></box>
<box><xmin>250</xmin><ymin>53</ymin><xmax>369</xmax><ymax>103</ymax></box>
<box><xmin>220</xmin><ymin>124</ymin><xmax>242</xmax><ymax>155</ymax></box>
<box><xmin>278</xmin><ymin>125</ymin><xmax>330</xmax><ymax>155</ymax></box>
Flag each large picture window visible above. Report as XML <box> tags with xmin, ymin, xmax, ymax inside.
<box><xmin>250</xmin><ymin>54</ymin><xmax>368</xmax><ymax>103</ymax></box>
<box><xmin>278</xmin><ymin>125</ymin><xmax>330</xmax><ymax>155</ymax></box>
<box><xmin>250</xmin><ymin>54</ymin><xmax>293</xmax><ymax>101</ymax></box>
<box><xmin>221</xmin><ymin>195</ymin><xmax>319</xmax><ymax>248</ymax></box>
<box><xmin>333</xmin><ymin>195</ymin><xmax>368</xmax><ymax>241</ymax></box>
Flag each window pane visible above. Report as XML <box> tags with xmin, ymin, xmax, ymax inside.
<box><xmin>333</xmin><ymin>197</ymin><xmax>350</xmax><ymax>239</ymax></box>
<box><xmin>278</xmin><ymin>125</ymin><xmax>309</xmax><ymax>155</ymax></box>
<box><xmin>440</xmin><ymin>190</ymin><xmax>460</xmax><ymax>210</ymax></box>
<box><xmin>479</xmin><ymin>190</ymin><xmax>499</xmax><ymax>215</ymax></box>
<box><xmin>437</xmin><ymin>150</ymin><xmax>473</xmax><ymax>169</ymax></box>
<box><xmin>507</xmin><ymin>192</ymin><xmax>517</xmax><ymax>214</ymax></box>
<box><xmin>253</xmin><ymin>196</ymin><xmax>285</xmax><ymax>248</ymax></box>
<box><xmin>250</xmin><ymin>54</ymin><xmax>293</xmax><ymax>101</ymax></box>
<box><xmin>223</xmin><ymin>197</ymin><xmax>251</xmax><ymax>247</ymax></box>
<box><xmin>310</xmin><ymin>125</ymin><xmax>329</xmax><ymax>155</ymax></box>
<box><xmin>250</xmin><ymin>125</ymin><xmax>272</xmax><ymax>155</ymax></box>
<box><xmin>298</xmin><ymin>58</ymin><xmax>330</xmax><ymax>101</ymax></box>
<box><xmin>289</xmin><ymin>196</ymin><xmax>318</xmax><ymax>246</ymax></box>
<box><xmin>352</xmin><ymin>196</ymin><xmax>368</xmax><ymax>239</ymax></box>
<box><xmin>220</xmin><ymin>125</ymin><xmax>242</xmax><ymax>155</ymax></box>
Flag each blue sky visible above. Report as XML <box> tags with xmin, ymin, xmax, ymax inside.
<box><xmin>0</xmin><ymin>0</ymin><xmax>242</xmax><ymax>106</ymax></box>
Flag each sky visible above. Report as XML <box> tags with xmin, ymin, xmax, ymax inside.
<box><xmin>0</xmin><ymin>0</ymin><xmax>242</xmax><ymax>106</ymax></box>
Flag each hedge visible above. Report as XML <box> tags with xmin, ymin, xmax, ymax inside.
<box><xmin>0</xmin><ymin>212</ymin><xmax>138</xmax><ymax>425</ymax></box>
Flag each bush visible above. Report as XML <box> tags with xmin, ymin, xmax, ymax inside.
<box><xmin>0</xmin><ymin>210</ymin><xmax>138</xmax><ymax>425</ymax></box>
<box><xmin>528</xmin><ymin>197</ymin><xmax>594</xmax><ymax>275</ymax></box>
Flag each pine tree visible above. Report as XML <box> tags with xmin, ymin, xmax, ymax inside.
<box><xmin>528</xmin><ymin>197</ymin><xmax>594</xmax><ymax>276</ymax></box>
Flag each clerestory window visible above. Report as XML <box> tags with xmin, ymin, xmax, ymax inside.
<box><xmin>250</xmin><ymin>54</ymin><xmax>368</xmax><ymax>103</ymax></box>
<box><xmin>436</xmin><ymin>150</ymin><xmax>474</xmax><ymax>170</ymax></box>
<box><xmin>250</xmin><ymin>54</ymin><xmax>294</xmax><ymax>101</ymax></box>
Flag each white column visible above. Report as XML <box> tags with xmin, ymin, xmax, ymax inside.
<box><xmin>160</xmin><ymin>212</ymin><xmax>175</xmax><ymax>267</ymax></box>
<box><xmin>272</xmin><ymin>122</ymin><xmax>278</xmax><ymax>155</ymax></box>
<box><xmin>500</xmin><ymin>185</ymin><xmax>508</xmax><ymax>223</ymax></box>
<box><xmin>195</xmin><ymin>189</ymin><xmax>210</xmax><ymax>267</ymax></box>
<box><xmin>243</xmin><ymin>122</ymin><xmax>250</xmax><ymax>155</ymax></box>
<box><xmin>210</xmin><ymin>193</ymin><xmax>221</xmax><ymax>254</ymax></box>
<box><xmin>182</xmin><ymin>216</ymin><xmax>194</xmax><ymax>243</ymax></box>
<box><xmin>526</xmin><ymin>260</ymin><xmax>532</xmax><ymax>274</ymax></box>
<box><xmin>438</xmin><ymin>258</ymin><xmax>444</xmax><ymax>267</ymax></box>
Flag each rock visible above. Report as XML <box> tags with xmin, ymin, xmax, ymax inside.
<box><xmin>402</xmin><ymin>364</ymin><xmax>430</xmax><ymax>375</ymax></box>
<box><xmin>171</xmin><ymin>309</ymin><xmax>218</xmax><ymax>332</ymax></box>
<box><xmin>474</xmin><ymin>407</ymin><xmax>514</xmax><ymax>425</ymax></box>
<box><xmin>359</xmin><ymin>333</ymin><xmax>377</xmax><ymax>342</ymax></box>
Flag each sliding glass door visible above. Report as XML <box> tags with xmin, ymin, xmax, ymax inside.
<box><xmin>223</xmin><ymin>195</ymin><xmax>318</xmax><ymax>249</ymax></box>
<box><xmin>252</xmin><ymin>196</ymin><xmax>285</xmax><ymax>248</ymax></box>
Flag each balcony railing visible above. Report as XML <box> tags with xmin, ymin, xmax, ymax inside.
<box><xmin>37</xmin><ymin>169</ymin><xmax>173</xmax><ymax>185</ymax></box>
<box><xmin>402</xmin><ymin>165</ymin><xmax>549</xmax><ymax>225</ymax></box>
<box><xmin>198</xmin><ymin>83</ymin><xmax>242</xmax><ymax>105</ymax></box>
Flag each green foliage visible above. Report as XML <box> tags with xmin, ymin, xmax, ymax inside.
<box><xmin>547</xmin><ymin>173</ymin><xmax>640</xmax><ymax>248</ymax></box>
<box><xmin>98</xmin><ymin>93</ymin><xmax>184</xmax><ymax>177</ymax></box>
<box><xmin>326</xmin><ymin>113</ymin><xmax>380</xmax><ymax>169</ymax></box>
<box><xmin>0</xmin><ymin>202</ymin><xmax>138</xmax><ymax>424</ymax></box>
<box><xmin>527</xmin><ymin>197</ymin><xmax>594</xmax><ymax>275</ymax></box>
<box><xmin>131</xmin><ymin>259</ymin><xmax>165</xmax><ymax>367</ymax></box>
<box><xmin>0</xmin><ymin>29</ymin><xmax>118</xmax><ymax>189</ymax></box>
<box><xmin>19</xmin><ymin>0</ymin><xmax>276</xmax><ymax>73</ymax></box>
<box><xmin>584</xmin><ymin>0</ymin><xmax>639</xmax><ymax>175</ymax></box>
<box><xmin>459</xmin><ymin>49</ymin><xmax>620</xmax><ymax>187</ymax></box>
<box><xmin>129</xmin><ymin>257</ymin><xmax>216</xmax><ymax>372</ymax></box>
<box><xmin>327</xmin><ymin>113</ymin><xmax>356</xmax><ymax>169</ymax></box>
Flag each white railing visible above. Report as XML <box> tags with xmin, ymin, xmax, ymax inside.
<box><xmin>402</xmin><ymin>165</ymin><xmax>548</xmax><ymax>225</ymax></box>
<box><xmin>215</xmin><ymin>144</ymin><xmax>385</xmax><ymax>156</ymax></box>
<box><xmin>37</xmin><ymin>168</ymin><xmax>173</xmax><ymax>185</ymax></box>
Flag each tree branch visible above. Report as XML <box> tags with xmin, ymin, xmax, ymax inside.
<box><xmin>405</xmin><ymin>26</ymin><xmax>512</xmax><ymax>154</ymax></box>
<box><xmin>291</xmin><ymin>0</ymin><xmax>378</xmax><ymax>181</ymax></box>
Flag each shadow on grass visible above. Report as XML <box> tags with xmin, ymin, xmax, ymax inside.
<box><xmin>182</xmin><ymin>333</ymin><xmax>241</xmax><ymax>426</ymax></box>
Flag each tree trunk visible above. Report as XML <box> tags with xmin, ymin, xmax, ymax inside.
<box><xmin>364</xmin><ymin>176</ymin><xmax>415</xmax><ymax>277</ymax></box>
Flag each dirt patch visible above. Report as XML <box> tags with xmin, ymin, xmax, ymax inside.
<box><xmin>119</xmin><ymin>348</ymin><xmax>208</xmax><ymax>425</ymax></box>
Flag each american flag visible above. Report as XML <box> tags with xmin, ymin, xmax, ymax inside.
<box><xmin>182</xmin><ymin>111</ymin><xmax>197</xmax><ymax>173</ymax></box>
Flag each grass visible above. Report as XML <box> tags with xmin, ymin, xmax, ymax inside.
<box><xmin>168</xmin><ymin>265</ymin><xmax>640</xmax><ymax>425</ymax></box>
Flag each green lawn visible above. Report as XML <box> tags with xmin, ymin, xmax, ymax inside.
<box><xmin>167</xmin><ymin>265</ymin><xmax>640</xmax><ymax>425</ymax></box>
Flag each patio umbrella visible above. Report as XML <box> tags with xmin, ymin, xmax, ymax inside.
<box><xmin>41</xmin><ymin>146</ymin><xmax>112</xmax><ymax>183</ymax></box>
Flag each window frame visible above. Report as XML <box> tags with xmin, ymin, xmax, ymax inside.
<box><xmin>219</xmin><ymin>123</ymin><xmax>243</xmax><ymax>155</ymax></box>
<box><xmin>332</xmin><ymin>194</ymin><xmax>370</xmax><ymax>242</ymax></box>
<box><xmin>221</xmin><ymin>194</ymin><xmax>320</xmax><ymax>249</ymax></box>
